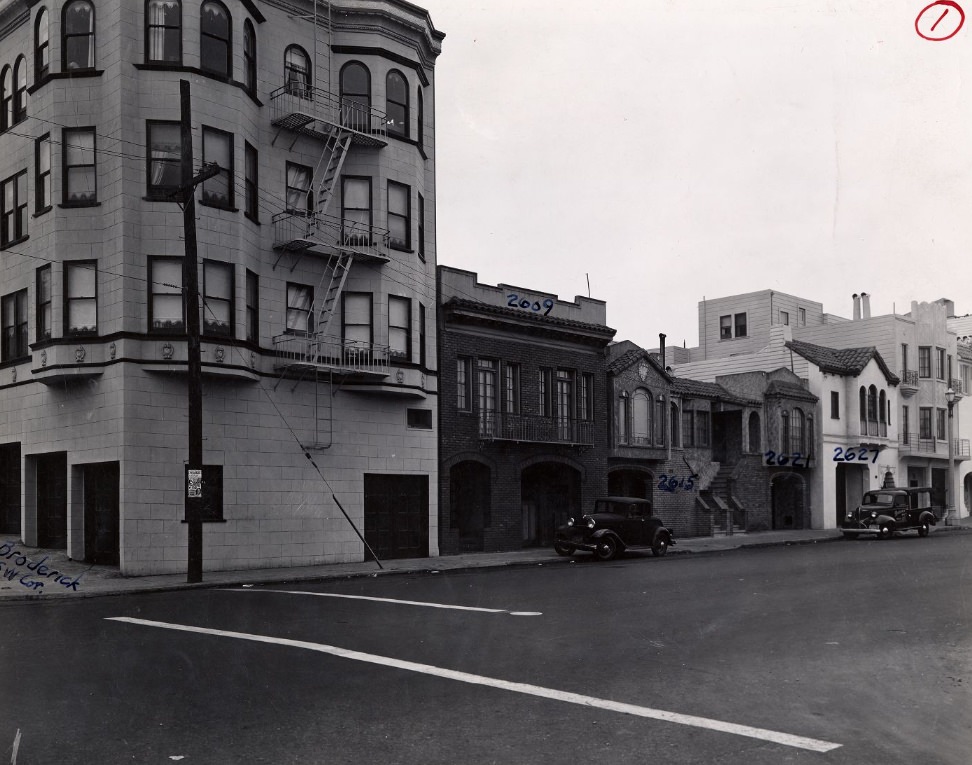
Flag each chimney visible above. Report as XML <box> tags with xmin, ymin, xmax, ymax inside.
<box><xmin>861</xmin><ymin>292</ymin><xmax>870</xmax><ymax>319</ymax></box>
<box><xmin>659</xmin><ymin>333</ymin><xmax>666</xmax><ymax>372</ymax></box>
<box><xmin>852</xmin><ymin>294</ymin><xmax>861</xmax><ymax>320</ymax></box>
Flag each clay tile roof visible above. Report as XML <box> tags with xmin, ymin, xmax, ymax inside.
<box><xmin>786</xmin><ymin>340</ymin><xmax>899</xmax><ymax>384</ymax></box>
<box><xmin>670</xmin><ymin>377</ymin><xmax>759</xmax><ymax>406</ymax></box>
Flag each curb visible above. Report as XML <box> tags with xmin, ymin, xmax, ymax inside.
<box><xmin>2</xmin><ymin>527</ymin><xmax>968</xmax><ymax>604</ymax></box>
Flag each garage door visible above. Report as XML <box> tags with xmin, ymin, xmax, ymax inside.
<box><xmin>363</xmin><ymin>474</ymin><xmax>429</xmax><ymax>560</ymax></box>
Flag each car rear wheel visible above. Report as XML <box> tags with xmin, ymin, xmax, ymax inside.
<box><xmin>553</xmin><ymin>541</ymin><xmax>574</xmax><ymax>557</ymax></box>
<box><xmin>918</xmin><ymin>522</ymin><xmax>930</xmax><ymax>538</ymax></box>
<box><xmin>594</xmin><ymin>537</ymin><xmax>618</xmax><ymax>561</ymax></box>
<box><xmin>652</xmin><ymin>536</ymin><xmax>669</xmax><ymax>557</ymax></box>
<box><xmin>878</xmin><ymin>523</ymin><xmax>893</xmax><ymax>540</ymax></box>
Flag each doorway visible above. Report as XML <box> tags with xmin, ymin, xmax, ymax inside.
<box><xmin>36</xmin><ymin>452</ymin><xmax>67</xmax><ymax>549</ymax></box>
<box><xmin>84</xmin><ymin>462</ymin><xmax>120</xmax><ymax>565</ymax></box>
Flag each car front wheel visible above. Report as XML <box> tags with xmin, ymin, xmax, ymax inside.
<box><xmin>594</xmin><ymin>536</ymin><xmax>618</xmax><ymax>561</ymax></box>
<box><xmin>918</xmin><ymin>522</ymin><xmax>930</xmax><ymax>538</ymax></box>
<box><xmin>553</xmin><ymin>541</ymin><xmax>574</xmax><ymax>557</ymax></box>
<box><xmin>652</xmin><ymin>536</ymin><xmax>669</xmax><ymax>557</ymax></box>
<box><xmin>878</xmin><ymin>523</ymin><xmax>893</xmax><ymax>540</ymax></box>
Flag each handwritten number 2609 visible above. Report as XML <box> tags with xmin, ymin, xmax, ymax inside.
<box><xmin>507</xmin><ymin>293</ymin><xmax>554</xmax><ymax>316</ymax></box>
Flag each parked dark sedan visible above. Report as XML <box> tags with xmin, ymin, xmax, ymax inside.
<box><xmin>841</xmin><ymin>487</ymin><xmax>937</xmax><ymax>540</ymax></box>
<box><xmin>554</xmin><ymin>496</ymin><xmax>675</xmax><ymax>561</ymax></box>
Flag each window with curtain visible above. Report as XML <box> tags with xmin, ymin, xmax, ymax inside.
<box><xmin>146</xmin><ymin>0</ymin><xmax>181</xmax><ymax>63</ymax></box>
<box><xmin>244</xmin><ymin>142</ymin><xmax>258</xmax><ymax>221</ymax></box>
<box><xmin>342</xmin><ymin>292</ymin><xmax>372</xmax><ymax>346</ymax></box>
<box><xmin>387</xmin><ymin>181</ymin><xmax>409</xmax><ymax>249</ymax></box>
<box><xmin>286</xmin><ymin>283</ymin><xmax>313</xmax><ymax>335</ymax></box>
<box><xmin>919</xmin><ymin>407</ymin><xmax>932</xmax><ymax>440</ymax></box>
<box><xmin>340</xmin><ymin>61</ymin><xmax>370</xmax><ymax>131</ymax></box>
<box><xmin>243</xmin><ymin>19</ymin><xmax>256</xmax><ymax>93</ymax></box>
<box><xmin>505</xmin><ymin>362</ymin><xmax>520</xmax><ymax>415</ymax></box>
<box><xmin>201</xmin><ymin>127</ymin><xmax>233</xmax><ymax>208</ymax></box>
<box><xmin>148</xmin><ymin>257</ymin><xmax>183</xmax><ymax>331</ymax></box>
<box><xmin>1</xmin><ymin>289</ymin><xmax>27</xmax><ymax>361</ymax></box>
<box><xmin>35</xmin><ymin>134</ymin><xmax>51</xmax><ymax>212</ymax></box>
<box><xmin>1</xmin><ymin>67</ymin><xmax>10</xmax><ymax>131</ymax></box>
<box><xmin>63</xmin><ymin>128</ymin><xmax>97</xmax><ymax>204</ymax></box>
<box><xmin>245</xmin><ymin>269</ymin><xmax>258</xmax><ymax>343</ymax></box>
<box><xmin>147</xmin><ymin>121</ymin><xmax>182</xmax><ymax>197</ymax></box>
<box><xmin>618</xmin><ymin>393</ymin><xmax>630</xmax><ymax>445</ymax></box>
<box><xmin>35</xmin><ymin>8</ymin><xmax>50</xmax><ymax>81</ymax></box>
<box><xmin>200</xmin><ymin>1</ymin><xmax>231</xmax><ymax>77</ymax></box>
<box><xmin>285</xmin><ymin>162</ymin><xmax>312</xmax><ymax>214</ymax></box>
<box><xmin>13</xmin><ymin>57</ymin><xmax>26</xmax><ymax>124</ymax></box>
<box><xmin>64</xmin><ymin>261</ymin><xmax>97</xmax><ymax>336</ymax></box>
<box><xmin>386</xmin><ymin>70</ymin><xmax>408</xmax><ymax>138</ymax></box>
<box><xmin>36</xmin><ymin>265</ymin><xmax>51</xmax><ymax>341</ymax></box>
<box><xmin>632</xmin><ymin>389</ymin><xmax>651</xmax><ymax>445</ymax></box>
<box><xmin>284</xmin><ymin>45</ymin><xmax>310</xmax><ymax>95</ymax></box>
<box><xmin>62</xmin><ymin>1</ymin><xmax>95</xmax><ymax>70</ymax></box>
<box><xmin>202</xmin><ymin>260</ymin><xmax>232</xmax><ymax>336</ymax></box>
<box><xmin>342</xmin><ymin>176</ymin><xmax>371</xmax><ymax>244</ymax></box>
<box><xmin>1</xmin><ymin>171</ymin><xmax>27</xmax><ymax>247</ymax></box>
<box><xmin>457</xmin><ymin>357</ymin><xmax>471</xmax><ymax>411</ymax></box>
<box><xmin>791</xmin><ymin>408</ymin><xmax>805</xmax><ymax>454</ymax></box>
<box><xmin>388</xmin><ymin>295</ymin><xmax>410</xmax><ymax>358</ymax></box>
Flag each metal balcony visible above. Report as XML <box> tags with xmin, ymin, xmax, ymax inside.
<box><xmin>900</xmin><ymin>369</ymin><xmax>919</xmax><ymax>396</ymax></box>
<box><xmin>272</xmin><ymin>212</ymin><xmax>390</xmax><ymax>262</ymax></box>
<box><xmin>269</xmin><ymin>85</ymin><xmax>388</xmax><ymax>147</ymax></box>
<box><xmin>899</xmin><ymin>432</ymin><xmax>970</xmax><ymax>459</ymax></box>
<box><xmin>272</xmin><ymin>334</ymin><xmax>390</xmax><ymax>376</ymax></box>
<box><xmin>478</xmin><ymin>412</ymin><xmax>594</xmax><ymax>445</ymax></box>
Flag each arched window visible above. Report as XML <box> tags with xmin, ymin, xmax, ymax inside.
<box><xmin>617</xmin><ymin>392</ymin><xmax>629</xmax><ymax>445</ymax></box>
<box><xmin>340</xmin><ymin>61</ymin><xmax>371</xmax><ymax>132</ymax></box>
<box><xmin>806</xmin><ymin>415</ymin><xmax>815</xmax><ymax>456</ymax></box>
<box><xmin>416</xmin><ymin>86</ymin><xmax>424</xmax><ymax>149</ymax></box>
<box><xmin>879</xmin><ymin>389</ymin><xmax>887</xmax><ymax>436</ymax></box>
<box><xmin>35</xmin><ymin>8</ymin><xmax>49</xmax><ymax>81</ymax></box>
<box><xmin>12</xmin><ymin>57</ymin><xmax>25</xmax><ymax>124</ymax></box>
<box><xmin>386</xmin><ymin>69</ymin><xmax>408</xmax><ymax>138</ymax></box>
<box><xmin>748</xmin><ymin>411</ymin><xmax>761</xmax><ymax>452</ymax></box>
<box><xmin>146</xmin><ymin>0</ymin><xmax>181</xmax><ymax>64</ymax></box>
<box><xmin>62</xmin><ymin>0</ymin><xmax>95</xmax><ymax>71</ymax></box>
<box><xmin>632</xmin><ymin>389</ymin><xmax>651</xmax><ymax>446</ymax></box>
<box><xmin>200</xmin><ymin>0</ymin><xmax>231</xmax><ymax>78</ymax></box>
<box><xmin>859</xmin><ymin>386</ymin><xmax>867</xmax><ymax>434</ymax></box>
<box><xmin>671</xmin><ymin>402</ymin><xmax>680</xmax><ymax>448</ymax></box>
<box><xmin>284</xmin><ymin>45</ymin><xmax>310</xmax><ymax>94</ymax></box>
<box><xmin>792</xmin><ymin>407</ymin><xmax>805</xmax><ymax>454</ymax></box>
<box><xmin>243</xmin><ymin>19</ymin><xmax>256</xmax><ymax>94</ymax></box>
<box><xmin>867</xmin><ymin>384</ymin><xmax>878</xmax><ymax>436</ymax></box>
<box><xmin>1</xmin><ymin>67</ymin><xmax>11</xmax><ymax>131</ymax></box>
<box><xmin>781</xmin><ymin>410</ymin><xmax>790</xmax><ymax>453</ymax></box>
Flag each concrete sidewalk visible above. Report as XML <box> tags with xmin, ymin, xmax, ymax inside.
<box><xmin>2</xmin><ymin>520</ymin><xmax>971</xmax><ymax>603</ymax></box>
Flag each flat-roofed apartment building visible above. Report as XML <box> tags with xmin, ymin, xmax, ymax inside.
<box><xmin>0</xmin><ymin>0</ymin><xmax>444</xmax><ymax>573</ymax></box>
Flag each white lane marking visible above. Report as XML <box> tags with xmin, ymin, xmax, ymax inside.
<box><xmin>106</xmin><ymin>617</ymin><xmax>840</xmax><ymax>753</ymax></box>
<box><xmin>223</xmin><ymin>588</ymin><xmax>542</xmax><ymax>616</ymax></box>
<box><xmin>10</xmin><ymin>729</ymin><xmax>20</xmax><ymax>765</ymax></box>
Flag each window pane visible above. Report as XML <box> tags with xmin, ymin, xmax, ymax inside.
<box><xmin>68</xmin><ymin>263</ymin><xmax>95</xmax><ymax>297</ymax></box>
<box><xmin>388</xmin><ymin>183</ymin><xmax>407</xmax><ymax>215</ymax></box>
<box><xmin>344</xmin><ymin>294</ymin><xmax>370</xmax><ymax>324</ymax></box>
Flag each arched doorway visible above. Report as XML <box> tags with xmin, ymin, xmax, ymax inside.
<box><xmin>964</xmin><ymin>473</ymin><xmax>972</xmax><ymax>517</ymax></box>
<box><xmin>450</xmin><ymin>461</ymin><xmax>491</xmax><ymax>552</ymax></box>
<box><xmin>521</xmin><ymin>462</ymin><xmax>580</xmax><ymax>547</ymax></box>
<box><xmin>607</xmin><ymin>469</ymin><xmax>653</xmax><ymax>501</ymax></box>
<box><xmin>771</xmin><ymin>473</ymin><xmax>806</xmax><ymax>530</ymax></box>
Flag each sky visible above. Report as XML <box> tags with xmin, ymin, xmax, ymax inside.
<box><xmin>416</xmin><ymin>0</ymin><xmax>972</xmax><ymax>350</ymax></box>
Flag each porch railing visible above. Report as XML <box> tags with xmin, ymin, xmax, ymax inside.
<box><xmin>899</xmin><ymin>432</ymin><xmax>971</xmax><ymax>457</ymax></box>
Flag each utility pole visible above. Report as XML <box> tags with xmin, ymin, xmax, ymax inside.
<box><xmin>178</xmin><ymin>79</ymin><xmax>219</xmax><ymax>583</ymax></box>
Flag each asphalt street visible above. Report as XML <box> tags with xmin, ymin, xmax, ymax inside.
<box><xmin>2</xmin><ymin>533</ymin><xmax>971</xmax><ymax>764</ymax></box>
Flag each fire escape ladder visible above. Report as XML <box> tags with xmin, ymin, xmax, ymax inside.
<box><xmin>315</xmin><ymin>252</ymin><xmax>354</xmax><ymax>339</ymax></box>
<box><xmin>314</xmin><ymin>127</ymin><xmax>353</xmax><ymax>221</ymax></box>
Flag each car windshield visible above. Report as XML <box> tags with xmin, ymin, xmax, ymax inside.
<box><xmin>862</xmin><ymin>492</ymin><xmax>895</xmax><ymax>506</ymax></box>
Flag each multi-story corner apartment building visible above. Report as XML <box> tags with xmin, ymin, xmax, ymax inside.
<box><xmin>437</xmin><ymin>267</ymin><xmax>615</xmax><ymax>554</ymax></box>
<box><xmin>671</xmin><ymin>290</ymin><xmax>968</xmax><ymax>525</ymax></box>
<box><xmin>0</xmin><ymin>0</ymin><xmax>444</xmax><ymax>573</ymax></box>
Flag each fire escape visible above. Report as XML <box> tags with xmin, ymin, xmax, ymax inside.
<box><xmin>269</xmin><ymin>82</ymin><xmax>392</xmax><ymax>379</ymax></box>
